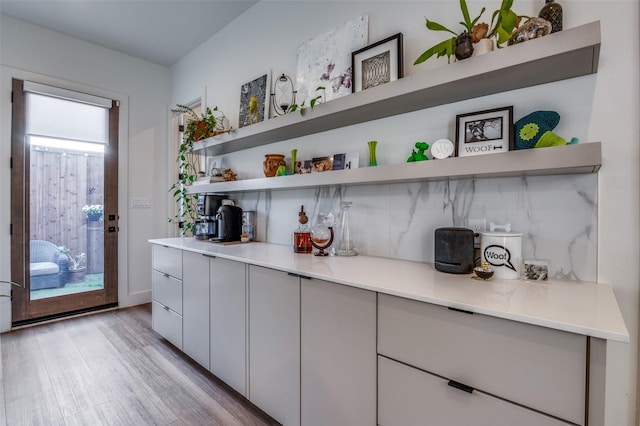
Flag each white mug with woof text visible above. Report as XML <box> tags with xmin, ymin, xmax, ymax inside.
<box><xmin>480</xmin><ymin>231</ymin><xmax>523</xmax><ymax>279</ymax></box>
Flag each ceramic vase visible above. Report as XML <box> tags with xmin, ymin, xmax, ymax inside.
<box><xmin>539</xmin><ymin>0</ymin><xmax>563</xmax><ymax>33</ymax></box>
<box><xmin>263</xmin><ymin>154</ymin><xmax>286</xmax><ymax>177</ymax></box>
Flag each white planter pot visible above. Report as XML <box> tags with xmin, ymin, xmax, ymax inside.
<box><xmin>473</xmin><ymin>38</ymin><xmax>495</xmax><ymax>56</ymax></box>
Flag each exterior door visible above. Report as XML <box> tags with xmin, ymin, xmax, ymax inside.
<box><xmin>10</xmin><ymin>78</ymin><xmax>119</xmax><ymax>324</ymax></box>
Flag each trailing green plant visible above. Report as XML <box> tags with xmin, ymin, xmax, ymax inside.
<box><xmin>0</xmin><ymin>280</ymin><xmax>22</xmax><ymax>297</ymax></box>
<box><xmin>171</xmin><ymin>104</ymin><xmax>228</xmax><ymax>144</ymax></box>
<box><xmin>414</xmin><ymin>0</ymin><xmax>486</xmax><ymax>65</ymax></box>
<box><xmin>169</xmin><ymin>104</ymin><xmax>229</xmax><ymax>236</ymax></box>
<box><xmin>288</xmin><ymin>86</ymin><xmax>326</xmax><ymax>116</ymax></box>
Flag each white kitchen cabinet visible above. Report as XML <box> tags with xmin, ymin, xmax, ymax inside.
<box><xmin>378</xmin><ymin>356</ymin><xmax>569</xmax><ymax>426</ymax></box>
<box><xmin>300</xmin><ymin>279</ymin><xmax>376</xmax><ymax>426</ymax></box>
<box><xmin>152</xmin><ymin>245</ymin><xmax>183</xmax><ymax>349</ymax></box>
<box><xmin>182</xmin><ymin>251</ymin><xmax>210</xmax><ymax>369</ymax></box>
<box><xmin>210</xmin><ymin>257</ymin><xmax>247</xmax><ymax>396</ymax></box>
<box><xmin>378</xmin><ymin>293</ymin><xmax>587</xmax><ymax>425</ymax></box>
<box><xmin>248</xmin><ymin>265</ymin><xmax>300</xmax><ymax>426</ymax></box>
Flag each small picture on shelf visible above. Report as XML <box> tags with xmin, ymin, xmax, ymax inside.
<box><xmin>522</xmin><ymin>259</ymin><xmax>550</xmax><ymax>281</ymax></box>
<box><xmin>333</xmin><ymin>152</ymin><xmax>359</xmax><ymax>170</ymax></box>
<box><xmin>455</xmin><ymin>106</ymin><xmax>513</xmax><ymax>157</ymax></box>
<box><xmin>300</xmin><ymin>160</ymin><xmax>313</xmax><ymax>174</ymax></box>
<box><xmin>311</xmin><ymin>156</ymin><xmax>333</xmax><ymax>173</ymax></box>
<box><xmin>206</xmin><ymin>156</ymin><xmax>224</xmax><ymax>177</ymax></box>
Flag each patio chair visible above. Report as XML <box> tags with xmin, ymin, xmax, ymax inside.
<box><xmin>30</xmin><ymin>240</ymin><xmax>69</xmax><ymax>290</ymax></box>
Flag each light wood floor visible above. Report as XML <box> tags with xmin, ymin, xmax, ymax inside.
<box><xmin>0</xmin><ymin>304</ymin><xmax>279</xmax><ymax>426</ymax></box>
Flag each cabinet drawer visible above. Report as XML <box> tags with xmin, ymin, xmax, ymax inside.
<box><xmin>378</xmin><ymin>356</ymin><xmax>569</xmax><ymax>426</ymax></box>
<box><xmin>152</xmin><ymin>270</ymin><xmax>182</xmax><ymax>315</ymax></box>
<box><xmin>152</xmin><ymin>245</ymin><xmax>182</xmax><ymax>279</ymax></box>
<box><xmin>152</xmin><ymin>301</ymin><xmax>183</xmax><ymax>350</ymax></box>
<box><xmin>378</xmin><ymin>294</ymin><xmax>586</xmax><ymax>425</ymax></box>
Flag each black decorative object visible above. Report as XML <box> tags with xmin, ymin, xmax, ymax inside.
<box><xmin>539</xmin><ymin>0</ymin><xmax>563</xmax><ymax>33</ymax></box>
<box><xmin>455</xmin><ymin>31</ymin><xmax>474</xmax><ymax>60</ymax></box>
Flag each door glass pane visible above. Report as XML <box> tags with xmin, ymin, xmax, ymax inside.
<box><xmin>28</xmin><ymin>136</ymin><xmax>106</xmax><ymax>300</ymax></box>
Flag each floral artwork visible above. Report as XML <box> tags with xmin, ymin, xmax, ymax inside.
<box><xmin>296</xmin><ymin>14</ymin><xmax>368</xmax><ymax>105</ymax></box>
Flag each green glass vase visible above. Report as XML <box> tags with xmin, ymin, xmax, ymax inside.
<box><xmin>368</xmin><ymin>141</ymin><xmax>378</xmax><ymax>166</ymax></box>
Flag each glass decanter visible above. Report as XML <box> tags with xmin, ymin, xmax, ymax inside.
<box><xmin>336</xmin><ymin>201</ymin><xmax>357</xmax><ymax>256</ymax></box>
<box><xmin>310</xmin><ymin>212</ymin><xmax>334</xmax><ymax>256</ymax></box>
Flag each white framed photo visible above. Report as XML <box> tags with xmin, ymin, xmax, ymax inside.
<box><xmin>455</xmin><ymin>106</ymin><xmax>513</xmax><ymax>157</ymax></box>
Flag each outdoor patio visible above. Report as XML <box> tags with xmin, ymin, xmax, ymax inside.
<box><xmin>30</xmin><ymin>273</ymin><xmax>104</xmax><ymax>301</ymax></box>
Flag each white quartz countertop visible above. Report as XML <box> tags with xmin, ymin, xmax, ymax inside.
<box><xmin>149</xmin><ymin>238</ymin><xmax>629</xmax><ymax>342</ymax></box>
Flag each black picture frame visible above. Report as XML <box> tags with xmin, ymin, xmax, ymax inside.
<box><xmin>352</xmin><ymin>33</ymin><xmax>403</xmax><ymax>93</ymax></box>
<box><xmin>455</xmin><ymin>106</ymin><xmax>514</xmax><ymax>157</ymax></box>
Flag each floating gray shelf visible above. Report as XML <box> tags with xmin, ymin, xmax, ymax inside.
<box><xmin>187</xmin><ymin>142</ymin><xmax>602</xmax><ymax>194</ymax></box>
<box><xmin>192</xmin><ymin>21</ymin><xmax>600</xmax><ymax>157</ymax></box>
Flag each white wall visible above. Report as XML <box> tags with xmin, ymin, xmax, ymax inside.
<box><xmin>171</xmin><ymin>1</ymin><xmax>639</xmax><ymax>425</ymax></box>
<box><xmin>0</xmin><ymin>15</ymin><xmax>172</xmax><ymax>324</ymax></box>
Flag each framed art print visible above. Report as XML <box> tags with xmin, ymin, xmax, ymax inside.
<box><xmin>352</xmin><ymin>33</ymin><xmax>403</xmax><ymax>93</ymax></box>
<box><xmin>455</xmin><ymin>106</ymin><xmax>513</xmax><ymax>157</ymax></box>
<box><xmin>239</xmin><ymin>71</ymin><xmax>271</xmax><ymax>128</ymax></box>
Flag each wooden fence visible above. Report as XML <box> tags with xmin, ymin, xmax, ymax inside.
<box><xmin>30</xmin><ymin>148</ymin><xmax>104</xmax><ymax>271</ymax></box>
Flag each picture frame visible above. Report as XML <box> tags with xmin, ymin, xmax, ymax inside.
<box><xmin>352</xmin><ymin>33</ymin><xmax>403</xmax><ymax>93</ymax></box>
<box><xmin>311</xmin><ymin>156</ymin><xmax>333</xmax><ymax>173</ymax></box>
<box><xmin>333</xmin><ymin>152</ymin><xmax>359</xmax><ymax>170</ymax></box>
<box><xmin>455</xmin><ymin>106</ymin><xmax>513</xmax><ymax>157</ymax></box>
<box><xmin>239</xmin><ymin>71</ymin><xmax>271</xmax><ymax>128</ymax></box>
<box><xmin>521</xmin><ymin>259</ymin><xmax>550</xmax><ymax>281</ymax></box>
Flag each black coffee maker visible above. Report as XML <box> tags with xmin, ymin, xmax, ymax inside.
<box><xmin>213</xmin><ymin>204</ymin><xmax>243</xmax><ymax>242</ymax></box>
<box><xmin>194</xmin><ymin>194</ymin><xmax>225</xmax><ymax>240</ymax></box>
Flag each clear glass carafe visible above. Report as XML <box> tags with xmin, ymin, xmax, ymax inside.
<box><xmin>336</xmin><ymin>201</ymin><xmax>358</xmax><ymax>256</ymax></box>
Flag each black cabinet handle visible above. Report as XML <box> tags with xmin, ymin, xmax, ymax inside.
<box><xmin>448</xmin><ymin>380</ymin><xmax>474</xmax><ymax>394</ymax></box>
<box><xmin>202</xmin><ymin>253</ymin><xmax>216</xmax><ymax>258</ymax></box>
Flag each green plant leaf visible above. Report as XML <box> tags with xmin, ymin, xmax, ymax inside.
<box><xmin>414</xmin><ymin>37</ymin><xmax>456</xmax><ymax>65</ymax></box>
<box><xmin>426</xmin><ymin>19</ymin><xmax>457</xmax><ymax>36</ymax></box>
<box><xmin>470</xmin><ymin>7</ymin><xmax>486</xmax><ymax>28</ymax></box>
<box><xmin>500</xmin><ymin>9</ymin><xmax>518</xmax><ymax>33</ymax></box>
<box><xmin>459</xmin><ymin>0</ymin><xmax>471</xmax><ymax>28</ymax></box>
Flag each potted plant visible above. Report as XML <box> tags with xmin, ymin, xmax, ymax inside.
<box><xmin>58</xmin><ymin>246</ymin><xmax>86</xmax><ymax>283</ymax></box>
<box><xmin>82</xmin><ymin>204</ymin><xmax>104</xmax><ymax>221</ymax></box>
<box><xmin>473</xmin><ymin>0</ymin><xmax>522</xmax><ymax>52</ymax></box>
<box><xmin>414</xmin><ymin>0</ymin><xmax>521</xmax><ymax>64</ymax></box>
<box><xmin>171</xmin><ymin>104</ymin><xmax>229</xmax><ymax>143</ymax></box>
<box><xmin>169</xmin><ymin>104</ymin><xmax>230</xmax><ymax>236</ymax></box>
<box><xmin>414</xmin><ymin>0</ymin><xmax>486</xmax><ymax>64</ymax></box>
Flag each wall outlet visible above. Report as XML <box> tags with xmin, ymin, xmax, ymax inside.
<box><xmin>468</xmin><ymin>219</ymin><xmax>486</xmax><ymax>248</ymax></box>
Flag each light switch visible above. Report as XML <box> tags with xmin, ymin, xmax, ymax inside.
<box><xmin>131</xmin><ymin>198</ymin><xmax>151</xmax><ymax>209</ymax></box>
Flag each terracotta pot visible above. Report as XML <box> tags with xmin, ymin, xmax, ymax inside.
<box><xmin>263</xmin><ymin>154</ymin><xmax>286</xmax><ymax>177</ymax></box>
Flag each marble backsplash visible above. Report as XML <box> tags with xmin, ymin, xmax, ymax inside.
<box><xmin>232</xmin><ymin>172</ymin><xmax>598</xmax><ymax>282</ymax></box>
